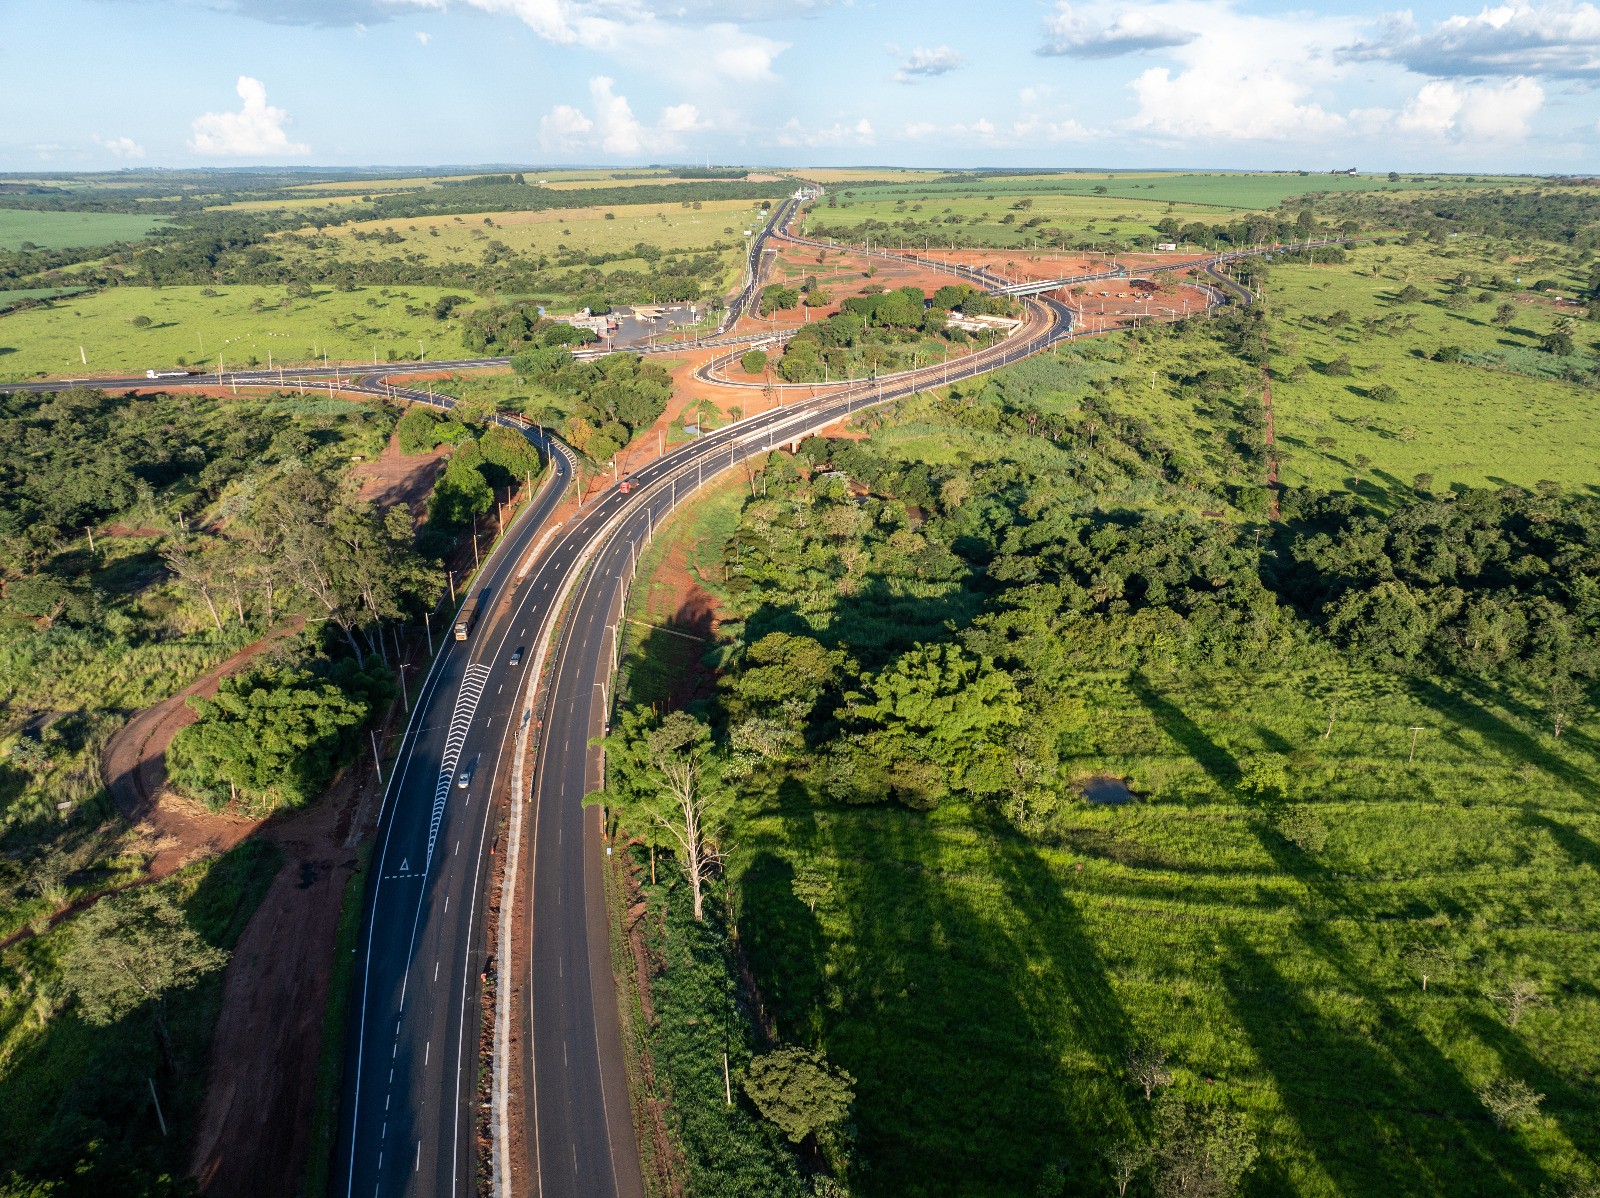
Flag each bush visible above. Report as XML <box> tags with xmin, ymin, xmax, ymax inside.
<box><xmin>167</xmin><ymin>656</ymin><xmax>395</xmax><ymax>812</ymax></box>
<box><xmin>742</xmin><ymin>349</ymin><xmax>768</xmax><ymax>376</ymax></box>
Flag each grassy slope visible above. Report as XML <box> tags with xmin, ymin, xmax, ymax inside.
<box><xmin>0</xmin><ymin>209</ymin><xmax>168</xmax><ymax>250</ymax></box>
<box><xmin>834</xmin><ymin>172</ymin><xmax>1539</xmax><ymax>209</ymax></box>
<box><xmin>286</xmin><ymin>198</ymin><xmax>758</xmax><ymax>266</ymax></box>
<box><xmin>735</xmin><ymin>648</ymin><xmax>1600</xmax><ymax>1197</ymax></box>
<box><xmin>0</xmin><ymin>837</ymin><xmax>283</xmax><ymax>1187</ymax></box>
<box><xmin>814</xmin><ymin>192</ymin><xmax>1237</xmax><ymax>247</ymax></box>
<box><xmin>0</xmin><ymin>283</ymin><xmax>478</xmax><ymax>377</ymax></box>
<box><xmin>710</xmin><ymin>229</ymin><xmax>1600</xmax><ymax>1193</ymax></box>
<box><xmin>1266</xmin><ymin>243</ymin><xmax>1600</xmax><ymax>495</ymax></box>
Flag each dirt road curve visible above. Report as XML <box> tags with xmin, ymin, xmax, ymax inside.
<box><xmin>99</xmin><ymin>618</ymin><xmax>304</xmax><ymax>879</ymax></box>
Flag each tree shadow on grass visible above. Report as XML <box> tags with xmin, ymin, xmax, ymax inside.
<box><xmin>1128</xmin><ymin>672</ymin><xmax>1239</xmax><ymax>791</ymax></box>
<box><xmin>1406</xmin><ymin>675</ymin><xmax>1593</xmax><ymax>793</ymax></box>
<box><xmin>1218</xmin><ymin>931</ymin><xmax>1555</xmax><ymax>1197</ymax></box>
<box><xmin>1518</xmin><ymin>809</ymin><xmax>1600</xmax><ymax>874</ymax></box>
<box><xmin>740</xmin><ymin>793</ymin><xmax>1139</xmax><ymax>1198</ymax></box>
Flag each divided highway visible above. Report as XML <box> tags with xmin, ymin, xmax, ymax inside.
<box><xmin>0</xmin><ymin>187</ymin><xmax>1256</xmax><ymax>1198</ymax></box>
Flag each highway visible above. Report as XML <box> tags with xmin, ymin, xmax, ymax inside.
<box><xmin>0</xmin><ymin>187</ymin><xmax>1240</xmax><ymax>1198</ymax></box>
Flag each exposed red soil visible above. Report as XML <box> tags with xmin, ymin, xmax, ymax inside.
<box><xmin>634</xmin><ymin>493</ymin><xmax>733</xmax><ymax>710</ymax></box>
<box><xmin>100</xmin><ymin>618</ymin><xmax>305</xmax><ymax>881</ymax></box>
<box><xmin>351</xmin><ymin>430</ymin><xmax>449</xmax><ymax>521</ymax></box>
<box><xmin>188</xmin><ymin>761</ymin><xmax>373</xmax><ymax>1198</ymax></box>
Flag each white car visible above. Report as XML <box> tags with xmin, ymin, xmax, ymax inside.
<box><xmin>457</xmin><ymin>759</ymin><xmax>476</xmax><ymax>789</ymax></box>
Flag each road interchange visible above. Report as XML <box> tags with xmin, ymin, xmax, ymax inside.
<box><xmin>0</xmin><ymin>189</ymin><xmax>1283</xmax><ymax>1198</ymax></box>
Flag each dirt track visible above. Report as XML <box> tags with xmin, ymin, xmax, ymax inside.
<box><xmin>187</xmin><ymin>766</ymin><xmax>370</xmax><ymax>1198</ymax></box>
<box><xmin>99</xmin><ymin>618</ymin><xmax>303</xmax><ymax>880</ymax></box>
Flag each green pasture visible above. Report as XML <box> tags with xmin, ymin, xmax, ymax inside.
<box><xmin>732</xmin><ymin>647</ymin><xmax>1600</xmax><ymax>1197</ymax></box>
<box><xmin>0</xmin><ymin>208</ymin><xmax>168</xmax><ymax>250</ymax></box>
<box><xmin>1263</xmin><ymin>243</ymin><xmax>1600</xmax><ymax>496</ymax></box>
<box><xmin>0</xmin><ymin>283</ymin><xmax>483</xmax><ymax>377</ymax></box>
<box><xmin>289</xmin><ymin>198</ymin><xmax>758</xmax><ymax>268</ymax></box>
<box><xmin>812</xmin><ymin>190</ymin><xmax>1234</xmax><ymax>247</ymax></box>
<box><xmin>831</xmin><ymin>171</ymin><xmax>1539</xmax><ymax>211</ymax></box>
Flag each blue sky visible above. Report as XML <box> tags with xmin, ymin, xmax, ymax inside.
<box><xmin>4</xmin><ymin>0</ymin><xmax>1600</xmax><ymax>171</ymax></box>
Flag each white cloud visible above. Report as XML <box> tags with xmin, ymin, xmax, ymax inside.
<box><xmin>1129</xmin><ymin>64</ymin><xmax>1346</xmax><ymax>140</ymax></box>
<box><xmin>895</xmin><ymin>44</ymin><xmax>965</xmax><ymax>81</ymax></box>
<box><xmin>1088</xmin><ymin>2</ymin><xmax>1365</xmax><ymax>141</ymax></box>
<box><xmin>899</xmin><ymin>111</ymin><xmax>1093</xmax><ymax>145</ymax></box>
<box><xmin>1395</xmin><ymin>75</ymin><xmax>1547</xmax><ymax>139</ymax></box>
<box><xmin>537</xmin><ymin>78</ymin><xmax>704</xmax><ymax>155</ymax></box>
<box><xmin>458</xmin><ymin>0</ymin><xmax>787</xmax><ymax>82</ymax></box>
<box><xmin>1040</xmin><ymin>3</ymin><xmax>1197</xmax><ymax>57</ymax></box>
<box><xmin>416</xmin><ymin>30</ymin><xmax>431</xmax><ymax>42</ymax></box>
<box><xmin>189</xmin><ymin>76</ymin><xmax>309</xmax><ymax>156</ymax></box>
<box><xmin>775</xmin><ymin>116</ymin><xmax>875</xmax><ymax>147</ymax></box>
<box><xmin>1345</xmin><ymin>2</ymin><xmax>1600</xmax><ymax>79</ymax></box>
<box><xmin>539</xmin><ymin>103</ymin><xmax>593</xmax><ymax>151</ymax></box>
<box><xmin>660</xmin><ymin>103</ymin><xmax>706</xmax><ymax>132</ymax></box>
<box><xmin>96</xmin><ymin>135</ymin><xmax>145</xmax><ymax>159</ymax></box>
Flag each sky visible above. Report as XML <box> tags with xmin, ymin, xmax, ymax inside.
<box><xmin>3</xmin><ymin>0</ymin><xmax>1600</xmax><ymax>172</ymax></box>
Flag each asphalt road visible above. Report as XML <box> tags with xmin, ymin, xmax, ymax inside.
<box><xmin>0</xmin><ymin>188</ymin><xmax>1249</xmax><ymax>1198</ymax></box>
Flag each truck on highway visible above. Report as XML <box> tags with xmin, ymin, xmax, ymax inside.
<box><xmin>453</xmin><ymin>602</ymin><xmax>478</xmax><ymax>641</ymax></box>
<box><xmin>146</xmin><ymin>368</ymin><xmax>199</xmax><ymax>379</ymax></box>
<box><xmin>618</xmin><ymin>472</ymin><xmax>634</xmax><ymax>494</ymax></box>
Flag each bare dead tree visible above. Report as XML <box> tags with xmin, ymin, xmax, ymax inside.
<box><xmin>1488</xmin><ymin>979</ymin><xmax>1545</xmax><ymax>1028</ymax></box>
<box><xmin>1128</xmin><ymin>1041</ymin><xmax>1174</xmax><ymax>1101</ymax></box>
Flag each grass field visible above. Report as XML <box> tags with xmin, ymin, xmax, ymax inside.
<box><xmin>1261</xmin><ymin>243</ymin><xmax>1600</xmax><ymax>497</ymax></box>
<box><xmin>288</xmin><ymin>198</ymin><xmax>758</xmax><ymax>267</ymax></box>
<box><xmin>811</xmin><ymin>190</ymin><xmax>1237</xmax><ymax>247</ymax></box>
<box><xmin>0</xmin><ymin>283</ymin><xmax>481</xmax><ymax>377</ymax></box>
<box><xmin>0</xmin><ymin>208</ymin><xmax>168</xmax><ymax>250</ymax></box>
<box><xmin>829</xmin><ymin>171</ymin><xmax>1540</xmax><ymax>211</ymax></box>
<box><xmin>733</xmin><ymin>646</ymin><xmax>1600</xmax><ymax>1196</ymax></box>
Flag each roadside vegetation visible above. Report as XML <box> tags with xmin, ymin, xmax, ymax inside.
<box><xmin>0</xmin><ymin>377</ymin><xmax>544</xmax><ymax>1192</ymax></box>
<box><xmin>595</xmin><ymin>180</ymin><xmax>1600</xmax><ymax>1198</ymax></box>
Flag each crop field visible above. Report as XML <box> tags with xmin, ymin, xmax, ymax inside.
<box><xmin>811</xmin><ymin>191</ymin><xmax>1235</xmax><ymax>246</ymax></box>
<box><xmin>1262</xmin><ymin>242</ymin><xmax>1600</xmax><ymax>495</ymax></box>
<box><xmin>0</xmin><ymin>208</ymin><xmax>168</xmax><ymax>250</ymax></box>
<box><xmin>734</xmin><ymin>650</ymin><xmax>1600</xmax><ymax>1197</ymax></box>
<box><xmin>289</xmin><ymin>198</ymin><xmax>758</xmax><ymax>267</ymax></box>
<box><xmin>830</xmin><ymin>171</ymin><xmax>1538</xmax><ymax>211</ymax></box>
<box><xmin>0</xmin><ymin>283</ymin><xmax>481</xmax><ymax>377</ymax></box>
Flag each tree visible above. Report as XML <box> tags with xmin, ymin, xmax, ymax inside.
<box><xmin>1412</xmin><ymin>472</ymin><xmax>1434</xmax><ymax>493</ymax></box>
<box><xmin>1477</xmin><ymin>1077</ymin><xmax>1544</xmax><ymax>1129</ymax></box>
<box><xmin>167</xmin><ymin>658</ymin><xmax>391</xmax><ymax>810</ymax></box>
<box><xmin>1547</xmin><ymin>674</ymin><xmax>1584</xmax><ymax>738</ymax></box>
<box><xmin>429</xmin><ymin>454</ymin><xmax>494</xmax><ymax>528</ymax></box>
<box><xmin>591</xmin><ymin>711</ymin><xmax>729</xmax><ymax>920</ymax></box>
<box><xmin>1493</xmin><ymin>302</ymin><xmax>1517</xmax><ymax>327</ymax></box>
<box><xmin>1129</xmin><ymin>1041</ymin><xmax>1174</xmax><ymax>1101</ymax></box>
<box><xmin>1395</xmin><ymin>284</ymin><xmax>1427</xmax><ymax>304</ymax></box>
<box><xmin>1488</xmin><ymin>978</ymin><xmax>1544</xmax><ymax>1027</ymax></box>
<box><xmin>1152</xmin><ymin>1099</ymin><xmax>1258</xmax><ymax>1198</ymax></box>
<box><xmin>742</xmin><ymin>348</ymin><xmax>768</xmax><ymax>376</ymax></box>
<box><xmin>1105</xmin><ymin>1141</ymin><xmax>1151</xmax><ymax>1196</ymax></box>
<box><xmin>744</xmin><ymin>1045</ymin><xmax>855</xmax><ymax>1144</ymax></box>
<box><xmin>1402</xmin><ymin>942</ymin><xmax>1453</xmax><ymax>991</ymax></box>
<box><xmin>60</xmin><ymin>887</ymin><xmax>227</xmax><ymax>1064</ymax></box>
<box><xmin>1541</xmin><ymin>330</ymin><xmax>1575</xmax><ymax>356</ymax></box>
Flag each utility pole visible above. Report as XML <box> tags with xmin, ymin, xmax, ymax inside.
<box><xmin>1408</xmin><ymin>726</ymin><xmax>1424</xmax><ymax>764</ymax></box>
